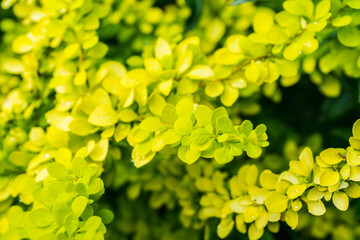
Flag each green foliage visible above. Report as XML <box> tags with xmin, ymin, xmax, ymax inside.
<box><xmin>0</xmin><ymin>0</ymin><xmax>359</xmax><ymax>240</ymax></box>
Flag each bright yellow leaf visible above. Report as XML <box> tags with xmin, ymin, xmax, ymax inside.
<box><xmin>264</xmin><ymin>192</ymin><xmax>289</xmax><ymax>213</ymax></box>
<box><xmin>89</xmin><ymin>138</ymin><xmax>109</xmax><ymax>161</ymax></box>
<box><xmin>306</xmin><ymin>200</ymin><xmax>326</xmax><ymax>216</ymax></box>
<box><xmin>187</xmin><ymin>65</ymin><xmax>214</xmax><ymax>79</ymax></box>
<box><xmin>88</xmin><ymin>105</ymin><xmax>118</xmax><ymax>127</ymax></box>
<box><xmin>319</xmin><ymin>148</ymin><xmax>344</xmax><ymax>165</ymax></box>
<box><xmin>332</xmin><ymin>191</ymin><xmax>349</xmax><ymax>211</ymax></box>
<box><xmin>287</xmin><ymin>184</ymin><xmax>307</xmax><ymax>199</ymax></box>
<box><xmin>285</xmin><ymin>209</ymin><xmax>298</xmax><ymax>229</ymax></box>
<box><xmin>155</xmin><ymin>38</ymin><xmax>172</xmax><ymax>60</ymax></box>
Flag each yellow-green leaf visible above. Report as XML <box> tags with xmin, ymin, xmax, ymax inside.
<box><xmin>118</xmin><ymin>109</ymin><xmax>139</xmax><ymax>122</ymax></box>
<box><xmin>260</xmin><ymin>170</ymin><xmax>278</xmax><ymax>190</ymax></box>
<box><xmin>89</xmin><ymin>138</ymin><xmax>109</xmax><ymax>161</ymax></box>
<box><xmin>276</xmin><ymin>59</ymin><xmax>298</xmax><ymax>78</ymax></box>
<box><xmin>344</xmin><ymin>182</ymin><xmax>360</xmax><ymax>198</ymax></box>
<box><xmin>337</xmin><ymin>26</ymin><xmax>360</xmax><ymax>47</ymax></box>
<box><xmin>155</xmin><ymin>38</ymin><xmax>172</xmax><ymax>60</ymax></box>
<box><xmin>12</xmin><ymin>35</ymin><xmax>33</xmax><ymax>53</ymax></box>
<box><xmin>217</xmin><ymin>217</ymin><xmax>234</xmax><ymax>239</ymax></box>
<box><xmin>205</xmin><ymin>81</ymin><xmax>224</xmax><ymax>97</ymax></box>
<box><xmin>319</xmin><ymin>148</ymin><xmax>343</xmax><ymax>165</ymax></box>
<box><xmin>47</xmin><ymin>162</ymin><xmax>69</xmax><ymax>179</ymax></box>
<box><xmin>287</xmin><ymin>184</ymin><xmax>307</xmax><ymax>199</ymax></box>
<box><xmin>315</xmin><ymin>0</ymin><xmax>330</xmax><ymax>20</ymax></box>
<box><xmin>264</xmin><ymin>192</ymin><xmax>289</xmax><ymax>213</ymax></box>
<box><xmin>253</xmin><ymin>9</ymin><xmax>274</xmax><ymax>33</ymax></box>
<box><xmin>248</xmin><ymin>222</ymin><xmax>264</xmax><ymax>240</ymax></box>
<box><xmin>306</xmin><ymin>200</ymin><xmax>326</xmax><ymax>216</ymax></box>
<box><xmin>347</xmin><ymin>150</ymin><xmax>360</xmax><ymax>166</ymax></box>
<box><xmin>319</xmin><ymin>76</ymin><xmax>341</xmax><ymax>98</ymax></box>
<box><xmin>244</xmin><ymin>206</ymin><xmax>259</xmax><ymax>223</ymax></box>
<box><xmin>139</xmin><ymin>117</ymin><xmax>165</xmax><ymax>132</ymax></box>
<box><xmin>69</xmin><ymin>118</ymin><xmax>99</xmax><ymax>136</ymax></box>
<box><xmin>285</xmin><ymin>209</ymin><xmax>298</xmax><ymax>229</ymax></box>
<box><xmin>88</xmin><ymin>105</ymin><xmax>118</xmax><ymax>127</ymax></box>
<box><xmin>332</xmin><ymin>191</ymin><xmax>349</xmax><ymax>211</ymax></box>
<box><xmin>332</xmin><ymin>15</ymin><xmax>352</xmax><ymax>27</ymax></box>
<box><xmin>188</xmin><ymin>65</ymin><xmax>214</xmax><ymax>80</ymax></box>
<box><xmin>352</xmin><ymin>119</ymin><xmax>360</xmax><ymax>138</ymax></box>
<box><xmin>71</xmin><ymin>196</ymin><xmax>88</xmax><ymax>217</ymax></box>
<box><xmin>319</xmin><ymin>169</ymin><xmax>339</xmax><ymax>186</ymax></box>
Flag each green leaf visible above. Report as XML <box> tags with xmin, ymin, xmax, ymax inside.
<box><xmin>41</xmin><ymin>181</ymin><xmax>66</xmax><ymax>206</ymax></box>
<box><xmin>163</xmin><ymin>129</ymin><xmax>182</xmax><ymax>145</ymax></box>
<box><xmin>241</xmin><ymin>120</ymin><xmax>253</xmax><ymax>136</ymax></box>
<box><xmin>185</xmin><ymin>148</ymin><xmax>201</xmax><ymax>164</ymax></box>
<box><xmin>315</xmin><ymin>0</ymin><xmax>330</xmax><ymax>20</ymax></box>
<box><xmin>97</xmin><ymin>209</ymin><xmax>114</xmax><ymax>224</ymax></box>
<box><xmin>217</xmin><ymin>117</ymin><xmax>235</xmax><ymax>133</ymax></box>
<box><xmin>190</xmin><ymin>128</ymin><xmax>213</xmax><ymax>145</ymax></box>
<box><xmin>195</xmin><ymin>105</ymin><xmax>212</xmax><ymax>126</ymax></box>
<box><xmin>285</xmin><ymin>209</ymin><xmax>298</xmax><ymax>229</ymax></box>
<box><xmin>64</xmin><ymin>213</ymin><xmax>79</xmax><ymax>236</ymax></box>
<box><xmin>307</xmin><ymin>200</ymin><xmax>326</xmax><ymax>216</ymax></box>
<box><xmin>88</xmin><ymin>178</ymin><xmax>104</xmax><ymax>195</ymax></box>
<box><xmin>245</xmin><ymin>62</ymin><xmax>261</xmax><ymax>83</ymax></box>
<box><xmin>205</xmin><ymin>81</ymin><xmax>224</xmax><ymax>97</ymax></box>
<box><xmin>190</xmin><ymin>128</ymin><xmax>214</xmax><ymax>151</ymax></box>
<box><xmin>174</xmin><ymin>117</ymin><xmax>193</xmax><ymax>135</ymax></box>
<box><xmin>176</xmin><ymin>98</ymin><xmax>194</xmax><ymax>117</ymax></box>
<box><xmin>149</xmin><ymin>94</ymin><xmax>166</xmax><ymax>116</ymax></box>
<box><xmin>162</xmin><ymin>103</ymin><xmax>177</xmax><ymax>124</ymax></box>
<box><xmin>255</xmin><ymin>124</ymin><xmax>267</xmax><ymax>134</ymax></box>
<box><xmin>333</xmin><ymin>191</ymin><xmax>349</xmax><ymax>211</ymax></box>
<box><xmin>217</xmin><ymin>216</ymin><xmax>234</xmax><ymax>239</ymax></box>
<box><xmin>332</xmin><ymin>16</ymin><xmax>352</xmax><ymax>27</ymax></box>
<box><xmin>346</xmin><ymin>0</ymin><xmax>360</xmax><ymax>9</ymax></box>
<box><xmin>90</xmin><ymin>138</ymin><xmax>109</xmax><ymax>162</ymax></box>
<box><xmin>155</xmin><ymin>38</ymin><xmax>172</xmax><ymax>60</ymax></box>
<box><xmin>118</xmin><ymin>109</ymin><xmax>139</xmax><ymax>122</ymax></box>
<box><xmin>220</xmin><ymin>85</ymin><xmax>239</xmax><ymax>107</ymax></box>
<box><xmin>72</xmin><ymin>196</ymin><xmax>88</xmax><ymax>217</ymax></box>
<box><xmin>178</xmin><ymin>146</ymin><xmax>200</xmax><ymax>164</ymax></box>
<box><xmin>276</xmin><ymin>59</ymin><xmax>298</xmax><ymax>77</ymax></box>
<box><xmin>188</xmin><ymin>65</ymin><xmax>214</xmax><ymax>79</ymax></box>
<box><xmin>247</xmin><ymin>143</ymin><xmax>262</xmax><ymax>158</ymax></box>
<box><xmin>72</xmin><ymin>157</ymin><xmax>87</xmax><ymax>178</ymax></box>
<box><xmin>69</xmin><ymin>118</ymin><xmax>99</xmax><ymax>136</ymax></box>
<box><xmin>47</xmin><ymin>162</ymin><xmax>69</xmax><ymax>179</ymax></box>
<box><xmin>53</xmin><ymin>203</ymin><xmax>71</xmax><ymax>232</ymax></box>
<box><xmin>88</xmin><ymin>105</ymin><xmax>118</xmax><ymax>127</ymax></box>
<box><xmin>139</xmin><ymin>117</ymin><xmax>165</xmax><ymax>132</ymax></box>
<box><xmin>75</xmin><ymin>182</ymin><xmax>87</xmax><ymax>196</ymax></box>
<box><xmin>83</xmin><ymin>216</ymin><xmax>102</xmax><ymax>231</ymax></box>
<box><xmin>114</xmin><ymin>123</ymin><xmax>131</xmax><ymax>142</ymax></box>
<box><xmin>12</xmin><ymin>34</ymin><xmax>33</xmax><ymax>53</ymax></box>
<box><xmin>211</xmin><ymin>107</ymin><xmax>229</xmax><ymax>127</ymax></box>
<box><xmin>283</xmin><ymin>0</ymin><xmax>313</xmax><ymax>18</ymax></box>
<box><xmin>337</xmin><ymin>26</ymin><xmax>360</xmax><ymax>47</ymax></box>
<box><xmin>215</xmin><ymin>146</ymin><xmax>233</xmax><ymax>164</ymax></box>
<box><xmin>264</xmin><ymin>192</ymin><xmax>289</xmax><ymax>213</ymax></box>
<box><xmin>29</xmin><ymin>208</ymin><xmax>54</xmax><ymax>227</ymax></box>
<box><xmin>229</xmin><ymin>142</ymin><xmax>243</xmax><ymax>156</ymax></box>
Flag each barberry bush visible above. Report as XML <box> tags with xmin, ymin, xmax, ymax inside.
<box><xmin>0</xmin><ymin>0</ymin><xmax>360</xmax><ymax>239</ymax></box>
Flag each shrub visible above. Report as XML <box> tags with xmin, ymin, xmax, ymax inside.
<box><xmin>0</xmin><ymin>0</ymin><xmax>360</xmax><ymax>239</ymax></box>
